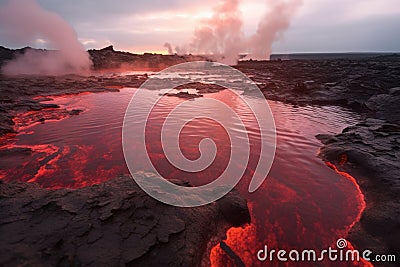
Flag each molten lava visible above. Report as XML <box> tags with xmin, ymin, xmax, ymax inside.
<box><xmin>0</xmin><ymin>89</ymin><xmax>368</xmax><ymax>266</ymax></box>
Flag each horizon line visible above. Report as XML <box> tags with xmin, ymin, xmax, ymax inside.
<box><xmin>1</xmin><ymin>45</ymin><xmax>399</xmax><ymax>56</ymax></box>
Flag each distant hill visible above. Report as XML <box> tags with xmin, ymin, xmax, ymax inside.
<box><xmin>87</xmin><ymin>45</ymin><xmax>209</xmax><ymax>71</ymax></box>
<box><xmin>0</xmin><ymin>46</ymin><xmax>38</xmax><ymax>66</ymax></box>
<box><xmin>0</xmin><ymin>45</ymin><xmax>209</xmax><ymax>72</ymax></box>
<box><xmin>2</xmin><ymin>45</ymin><xmax>398</xmax><ymax>71</ymax></box>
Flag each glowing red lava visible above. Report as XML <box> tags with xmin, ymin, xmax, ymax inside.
<box><xmin>325</xmin><ymin>161</ymin><xmax>366</xmax><ymax>231</ymax></box>
<box><xmin>0</xmin><ymin>89</ymin><xmax>368</xmax><ymax>266</ymax></box>
<box><xmin>209</xmin><ymin>162</ymin><xmax>369</xmax><ymax>267</ymax></box>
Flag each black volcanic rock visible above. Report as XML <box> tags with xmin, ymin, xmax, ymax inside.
<box><xmin>100</xmin><ymin>45</ymin><xmax>115</xmax><ymax>52</ymax></box>
<box><xmin>365</xmin><ymin>92</ymin><xmax>400</xmax><ymax>124</ymax></box>
<box><xmin>0</xmin><ymin>46</ymin><xmax>14</xmax><ymax>64</ymax></box>
<box><xmin>88</xmin><ymin>45</ymin><xmax>208</xmax><ymax>71</ymax></box>
<box><xmin>0</xmin><ymin>46</ymin><xmax>46</xmax><ymax>68</ymax></box>
<box><xmin>0</xmin><ymin>175</ymin><xmax>250</xmax><ymax>267</ymax></box>
<box><xmin>69</xmin><ymin>109</ymin><xmax>83</xmax><ymax>115</ymax></box>
<box><xmin>317</xmin><ymin>119</ymin><xmax>400</xmax><ymax>262</ymax></box>
<box><xmin>237</xmin><ymin>55</ymin><xmax>400</xmax><ymax>117</ymax></box>
<box><xmin>164</xmin><ymin>91</ymin><xmax>204</xmax><ymax>99</ymax></box>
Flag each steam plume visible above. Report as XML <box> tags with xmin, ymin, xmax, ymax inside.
<box><xmin>176</xmin><ymin>0</ymin><xmax>302</xmax><ymax>64</ymax></box>
<box><xmin>192</xmin><ymin>0</ymin><xmax>244</xmax><ymax>64</ymax></box>
<box><xmin>163</xmin><ymin>42</ymin><xmax>174</xmax><ymax>55</ymax></box>
<box><xmin>0</xmin><ymin>0</ymin><xmax>92</xmax><ymax>76</ymax></box>
<box><xmin>249</xmin><ymin>0</ymin><xmax>303</xmax><ymax>60</ymax></box>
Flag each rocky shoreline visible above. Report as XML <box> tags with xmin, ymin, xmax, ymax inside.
<box><xmin>239</xmin><ymin>55</ymin><xmax>400</xmax><ymax>265</ymax></box>
<box><xmin>239</xmin><ymin>56</ymin><xmax>400</xmax><ymax>264</ymax></box>
<box><xmin>317</xmin><ymin>120</ymin><xmax>399</xmax><ymax>266</ymax></box>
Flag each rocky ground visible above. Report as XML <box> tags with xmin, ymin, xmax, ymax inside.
<box><xmin>0</xmin><ymin>174</ymin><xmax>250</xmax><ymax>266</ymax></box>
<box><xmin>0</xmin><ymin>50</ymin><xmax>399</xmax><ymax>265</ymax></box>
<box><xmin>238</xmin><ymin>55</ymin><xmax>400</xmax><ymax>122</ymax></box>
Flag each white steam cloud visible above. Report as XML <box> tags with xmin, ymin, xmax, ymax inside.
<box><xmin>0</xmin><ymin>0</ymin><xmax>92</xmax><ymax>76</ymax></box>
<box><xmin>175</xmin><ymin>0</ymin><xmax>303</xmax><ymax>64</ymax></box>
<box><xmin>164</xmin><ymin>42</ymin><xmax>174</xmax><ymax>55</ymax></box>
<box><xmin>250</xmin><ymin>0</ymin><xmax>303</xmax><ymax>60</ymax></box>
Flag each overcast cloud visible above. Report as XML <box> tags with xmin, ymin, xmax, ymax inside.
<box><xmin>0</xmin><ymin>0</ymin><xmax>399</xmax><ymax>53</ymax></box>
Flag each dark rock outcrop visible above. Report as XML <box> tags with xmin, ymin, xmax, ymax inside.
<box><xmin>237</xmin><ymin>55</ymin><xmax>400</xmax><ymax>120</ymax></box>
<box><xmin>317</xmin><ymin>119</ymin><xmax>400</xmax><ymax>263</ymax></box>
<box><xmin>0</xmin><ymin>175</ymin><xmax>250</xmax><ymax>267</ymax></box>
<box><xmin>88</xmin><ymin>46</ymin><xmax>208</xmax><ymax>71</ymax></box>
<box><xmin>163</xmin><ymin>91</ymin><xmax>204</xmax><ymax>99</ymax></box>
<box><xmin>100</xmin><ymin>45</ymin><xmax>115</xmax><ymax>52</ymax></box>
<box><xmin>365</xmin><ymin>91</ymin><xmax>400</xmax><ymax>124</ymax></box>
<box><xmin>0</xmin><ymin>46</ymin><xmax>47</xmax><ymax>68</ymax></box>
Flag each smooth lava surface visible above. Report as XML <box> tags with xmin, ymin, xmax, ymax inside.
<box><xmin>0</xmin><ymin>84</ymin><xmax>367</xmax><ymax>266</ymax></box>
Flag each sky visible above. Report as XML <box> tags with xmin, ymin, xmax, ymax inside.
<box><xmin>0</xmin><ymin>0</ymin><xmax>399</xmax><ymax>54</ymax></box>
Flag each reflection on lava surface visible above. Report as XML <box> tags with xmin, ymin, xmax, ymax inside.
<box><xmin>0</xmin><ymin>88</ymin><xmax>367</xmax><ymax>266</ymax></box>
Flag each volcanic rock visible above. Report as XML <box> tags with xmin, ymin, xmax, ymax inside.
<box><xmin>237</xmin><ymin>54</ymin><xmax>400</xmax><ymax>115</ymax></box>
<box><xmin>69</xmin><ymin>109</ymin><xmax>83</xmax><ymax>115</ymax></box>
<box><xmin>88</xmin><ymin>45</ymin><xmax>208</xmax><ymax>71</ymax></box>
<box><xmin>0</xmin><ymin>175</ymin><xmax>250</xmax><ymax>266</ymax></box>
<box><xmin>317</xmin><ymin>119</ymin><xmax>400</xmax><ymax>261</ymax></box>
<box><xmin>164</xmin><ymin>91</ymin><xmax>204</xmax><ymax>99</ymax></box>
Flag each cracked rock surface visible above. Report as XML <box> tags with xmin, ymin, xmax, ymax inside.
<box><xmin>0</xmin><ymin>175</ymin><xmax>250</xmax><ymax>267</ymax></box>
<box><xmin>317</xmin><ymin>119</ymin><xmax>400</xmax><ymax>263</ymax></box>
